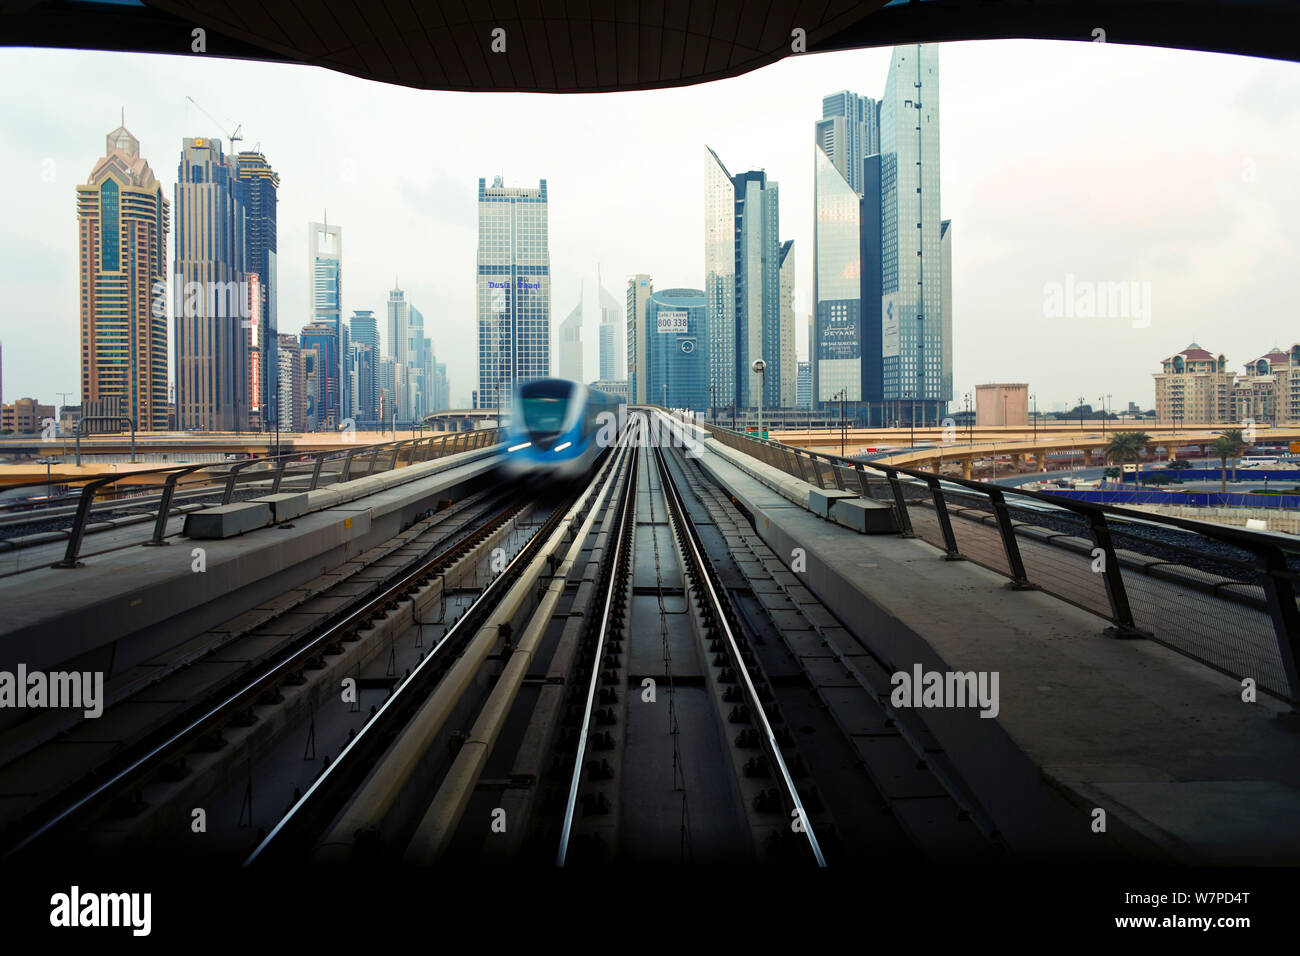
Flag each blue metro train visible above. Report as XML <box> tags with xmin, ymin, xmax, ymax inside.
<box><xmin>501</xmin><ymin>378</ymin><xmax>621</xmax><ymax>480</ymax></box>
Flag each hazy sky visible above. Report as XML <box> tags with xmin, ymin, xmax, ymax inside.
<box><xmin>1</xmin><ymin>38</ymin><xmax>1297</xmax><ymax>411</ymax></box>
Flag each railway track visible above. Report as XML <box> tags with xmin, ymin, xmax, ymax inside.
<box><xmin>247</xmin><ymin>420</ymin><xmax>637</xmax><ymax>864</ymax></box>
<box><xmin>4</xmin><ymin>410</ymin><xmax>1006</xmax><ymax>867</ymax></box>
<box><xmin>0</xmin><ymin>483</ymin><xmax>543</xmax><ymax>859</ymax></box>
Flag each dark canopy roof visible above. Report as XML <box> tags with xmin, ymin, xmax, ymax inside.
<box><xmin>2</xmin><ymin>0</ymin><xmax>1295</xmax><ymax>92</ymax></box>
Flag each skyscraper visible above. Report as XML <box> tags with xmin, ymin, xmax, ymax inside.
<box><xmin>815</xmin><ymin>91</ymin><xmax>880</xmax><ymax>196</ymax></box>
<box><xmin>385</xmin><ymin>287</ymin><xmax>408</xmax><ymax>366</ymax></box>
<box><xmin>626</xmin><ymin>274</ymin><xmax>652</xmax><ymax>403</ymax></box>
<box><xmin>77</xmin><ymin>121</ymin><xmax>170</xmax><ymax>431</ymax></box>
<box><xmin>407</xmin><ymin>305</ymin><xmax>426</xmax><ymax>418</ymax></box>
<box><xmin>299</xmin><ymin>322</ymin><xmax>337</xmax><ymax>431</ymax></box>
<box><xmin>276</xmin><ymin>332</ymin><xmax>305</xmax><ymax>431</ymax></box>
<box><xmin>350</xmin><ymin>310</ymin><xmax>380</xmax><ymax>423</ymax></box>
<box><xmin>646</xmin><ymin>287</ymin><xmax>708</xmax><ymax>412</ymax></box>
<box><xmin>558</xmin><ymin>294</ymin><xmax>583</xmax><ymax>382</ymax></box>
<box><xmin>779</xmin><ymin>240</ymin><xmax>796</xmax><ymax>409</ymax></box>
<box><xmin>350</xmin><ymin>309</ymin><xmax>378</xmax><ymax>350</ymax></box>
<box><xmin>308</xmin><ymin>220</ymin><xmax>343</xmax><ymax>426</ymax></box>
<box><xmin>597</xmin><ymin>268</ymin><xmax>622</xmax><ymax>383</ymax></box>
<box><xmin>813</xmin><ymin>142</ymin><xmax>863</xmax><ymax>405</ymax></box>
<box><xmin>476</xmin><ymin>176</ymin><xmax>550</xmax><ymax>409</ymax></box>
<box><xmin>174</xmin><ymin>136</ymin><xmax>248</xmax><ymax>431</ymax></box>
<box><xmin>235</xmin><ymin>151</ymin><xmax>279</xmax><ymax>429</ymax></box>
<box><xmin>880</xmin><ymin>44</ymin><xmax>949</xmax><ymax>425</ymax></box>
<box><xmin>703</xmin><ymin>147</ymin><xmax>790</xmax><ymax>410</ymax></box>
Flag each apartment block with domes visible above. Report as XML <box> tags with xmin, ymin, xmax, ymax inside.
<box><xmin>1154</xmin><ymin>342</ymin><xmax>1300</xmax><ymax>425</ymax></box>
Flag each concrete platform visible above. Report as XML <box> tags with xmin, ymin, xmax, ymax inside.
<box><xmin>808</xmin><ymin>487</ymin><xmax>857</xmax><ymax>517</ymax></box>
<box><xmin>251</xmin><ymin>492</ymin><xmax>311</xmax><ymax>523</ymax></box>
<box><xmin>659</xmin><ymin>415</ymin><xmax>1300</xmax><ymax>865</ymax></box>
<box><xmin>829</xmin><ymin>496</ymin><xmax>898</xmax><ymax>534</ymax></box>
<box><xmin>0</xmin><ymin>445</ymin><xmax>501</xmax><ymax>686</ymax></box>
<box><xmin>183</xmin><ymin>501</ymin><xmax>273</xmax><ymax>539</ymax></box>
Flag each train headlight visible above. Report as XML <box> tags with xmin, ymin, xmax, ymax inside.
<box><xmin>554</xmin><ymin>441</ymin><xmax>572</xmax><ymax>453</ymax></box>
<box><xmin>507</xmin><ymin>441</ymin><xmax>532</xmax><ymax>452</ymax></box>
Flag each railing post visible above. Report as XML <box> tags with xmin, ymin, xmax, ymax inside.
<box><xmin>882</xmin><ymin>467</ymin><xmax>915</xmax><ymax>538</ymax></box>
<box><xmin>270</xmin><ymin>454</ymin><xmax>289</xmax><ymax>494</ymax></box>
<box><xmin>922</xmin><ymin>475</ymin><xmax>963</xmax><ymax>560</ymax></box>
<box><xmin>145</xmin><ymin>465</ymin><xmax>206</xmax><ymax>546</ymax></box>
<box><xmin>852</xmin><ymin>462</ymin><xmax>872</xmax><ymax>498</ymax></box>
<box><xmin>366</xmin><ymin>445</ymin><xmax>381</xmax><ymax>476</ymax></box>
<box><xmin>340</xmin><ymin>449</ymin><xmax>357</xmax><ymax>483</ymax></box>
<box><xmin>811</xmin><ymin>454</ymin><xmax>829</xmax><ymax>489</ymax></box>
<box><xmin>1251</xmin><ymin>543</ymin><xmax>1300</xmax><ymax>705</ymax></box>
<box><xmin>790</xmin><ymin>449</ymin><xmax>811</xmax><ymax>484</ymax></box>
<box><xmin>829</xmin><ymin>458</ymin><xmax>847</xmax><ymax>491</ymax></box>
<box><xmin>221</xmin><ymin>463</ymin><xmax>241</xmax><ymax>505</ymax></box>
<box><xmin>986</xmin><ymin>487</ymin><xmax>1033</xmax><ymax>590</ymax></box>
<box><xmin>1084</xmin><ymin>509</ymin><xmax>1147</xmax><ymax>638</ymax></box>
<box><xmin>309</xmin><ymin>453</ymin><xmax>326</xmax><ymax>491</ymax></box>
<box><xmin>51</xmin><ymin>475</ymin><xmax>117</xmax><ymax>568</ymax></box>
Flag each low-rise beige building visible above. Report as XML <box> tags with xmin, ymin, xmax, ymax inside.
<box><xmin>1</xmin><ymin>398</ymin><xmax>56</xmax><ymax>434</ymax></box>
<box><xmin>975</xmin><ymin>383</ymin><xmax>1028</xmax><ymax>426</ymax></box>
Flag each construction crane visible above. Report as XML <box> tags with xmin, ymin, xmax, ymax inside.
<box><xmin>184</xmin><ymin>95</ymin><xmax>243</xmax><ymax>154</ymax></box>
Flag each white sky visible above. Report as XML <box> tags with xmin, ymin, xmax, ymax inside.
<box><xmin>0</xmin><ymin>39</ymin><xmax>1296</xmax><ymax>411</ymax></box>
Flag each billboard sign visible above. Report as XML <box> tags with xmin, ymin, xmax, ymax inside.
<box><xmin>817</xmin><ymin>301</ymin><xmax>860</xmax><ymax>361</ymax></box>
<box><xmin>657</xmin><ymin>310</ymin><xmax>689</xmax><ymax>334</ymax></box>
<box><xmin>882</xmin><ymin>294</ymin><xmax>900</xmax><ymax>359</ymax></box>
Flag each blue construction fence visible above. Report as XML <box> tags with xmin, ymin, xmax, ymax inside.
<box><xmin>1121</xmin><ymin>468</ymin><xmax>1300</xmax><ymax>483</ymax></box>
<box><xmin>1045</xmin><ymin>488</ymin><xmax>1300</xmax><ymax>509</ymax></box>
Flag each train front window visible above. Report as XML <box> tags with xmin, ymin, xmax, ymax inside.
<box><xmin>521</xmin><ymin>396</ymin><xmax>566</xmax><ymax>435</ymax></box>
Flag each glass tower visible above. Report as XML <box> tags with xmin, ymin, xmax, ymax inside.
<box><xmin>704</xmin><ymin>147</ymin><xmax>791</xmax><ymax>411</ymax></box>
<box><xmin>880</xmin><ymin>43</ymin><xmax>949</xmax><ymax>424</ymax></box>
<box><xmin>235</xmin><ymin>151</ymin><xmax>279</xmax><ymax>429</ymax></box>
<box><xmin>646</xmin><ymin>288</ymin><xmax>709</xmax><ymax>412</ymax></box>
<box><xmin>476</xmin><ymin>176</ymin><xmax>550</xmax><ymax>410</ymax></box>
<box><xmin>815</xmin><ymin>91</ymin><xmax>880</xmax><ymax>196</ymax></box>
<box><xmin>174</xmin><ymin>136</ymin><xmax>248</xmax><ymax>431</ymax></box>
<box><xmin>308</xmin><ymin>221</ymin><xmax>343</xmax><ymax>426</ymax></box>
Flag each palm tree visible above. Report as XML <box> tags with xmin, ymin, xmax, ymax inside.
<box><xmin>1212</xmin><ymin>435</ymin><xmax>1236</xmax><ymax>494</ymax></box>
<box><xmin>1220</xmin><ymin>428</ymin><xmax>1246</xmax><ymax>483</ymax></box>
<box><xmin>1104</xmin><ymin>431</ymin><xmax>1151</xmax><ymax>485</ymax></box>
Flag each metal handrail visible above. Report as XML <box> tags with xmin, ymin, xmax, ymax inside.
<box><xmin>13</xmin><ymin>427</ymin><xmax>502</xmax><ymax>570</ymax></box>
<box><xmin>701</xmin><ymin>422</ymin><xmax>1300</xmax><ymax>703</ymax></box>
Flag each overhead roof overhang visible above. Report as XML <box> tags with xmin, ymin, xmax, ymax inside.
<box><xmin>1</xmin><ymin>0</ymin><xmax>1295</xmax><ymax>93</ymax></box>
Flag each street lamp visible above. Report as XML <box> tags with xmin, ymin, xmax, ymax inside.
<box><xmin>709</xmin><ymin>384</ymin><xmax>715</xmax><ymax>424</ymax></box>
<box><xmin>1031</xmin><ymin>393</ymin><xmax>1038</xmax><ymax>444</ymax></box>
<box><xmin>751</xmin><ymin>359</ymin><xmax>767</xmax><ymax>439</ymax></box>
<box><xmin>839</xmin><ymin>388</ymin><xmax>847</xmax><ymax>457</ymax></box>
<box><xmin>1099</xmin><ymin>395</ymin><xmax>1106</xmax><ymax>440</ymax></box>
<box><xmin>909</xmin><ymin>390</ymin><xmax>916</xmax><ymax>450</ymax></box>
<box><xmin>965</xmin><ymin>392</ymin><xmax>972</xmax><ymax>445</ymax></box>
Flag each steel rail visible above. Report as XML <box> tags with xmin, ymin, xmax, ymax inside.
<box><xmin>2</xmin><ymin>489</ymin><xmax>527</xmax><ymax>860</ymax></box>
<box><xmin>556</xmin><ymin>417</ymin><xmax>642</xmax><ymax>865</ymax></box>
<box><xmin>651</xmin><ymin>439</ymin><xmax>827</xmax><ymax>867</ymax></box>
<box><xmin>245</xmin><ymin>454</ymin><xmax>619</xmax><ymax>865</ymax></box>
